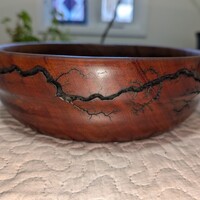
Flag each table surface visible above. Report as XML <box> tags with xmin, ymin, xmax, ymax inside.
<box><xmin>0</xmin><ymin>102</ymin><xmax>200</xmax><ymax>200</ymax></box>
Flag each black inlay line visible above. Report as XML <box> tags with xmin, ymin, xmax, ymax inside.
<box><xmin>0</xmin><ymin>65</ymin><xmax>200</xmax><ymax>103</ymax></box>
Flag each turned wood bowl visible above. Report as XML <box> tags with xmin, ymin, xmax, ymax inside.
<box><xmin>0</xmin><ymin>43</ymin><xmax>200</xmax><ymax>142</ymax></box>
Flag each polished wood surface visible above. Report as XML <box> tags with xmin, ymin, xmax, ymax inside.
<box><xmin>0</xmin><ymin>43</ymin><xmax>200</xmax><ymax>142</ymax></box>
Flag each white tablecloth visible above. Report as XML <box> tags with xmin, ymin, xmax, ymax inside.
<box><xmin>0</xmin><ymin>102</ymin><xmax>200</xmax><ymax>200</ymax></box>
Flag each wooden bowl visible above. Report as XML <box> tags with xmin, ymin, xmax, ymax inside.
<box><xmin>0</xmin><ymin>43</ymin><xmax>200</xmax><ymax>142</ymax></box>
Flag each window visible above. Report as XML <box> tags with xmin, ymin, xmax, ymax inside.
<box><xmin>53</xmin><ymin>0</ymin><xmax>86</xmax><ymax>23</ymax></box>
<box><xmin>43</xmin><ymin>0</ymin><xmax>149</xmax><ymax>38</ymax></box>
<box><xmin>101</xmin><ymin>0</ymin><xmax>134</xmax><ymax>23</ymax></box>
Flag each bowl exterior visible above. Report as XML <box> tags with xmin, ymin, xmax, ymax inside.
<box><xmin>0</xmin><ymin>50</ymin><xmax>200</xmax><ymax>142</ymax></box>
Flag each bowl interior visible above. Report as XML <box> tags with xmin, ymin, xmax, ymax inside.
<box><xmin>1</xmin><ymin>44</ymin><xmax>200</xmax><ymax>58</ymax></box>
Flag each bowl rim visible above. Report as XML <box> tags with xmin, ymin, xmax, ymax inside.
<box><xmin>0</xmin><ymin>42</ymin><xmax>200</xmax><ymax>60</ymax></box>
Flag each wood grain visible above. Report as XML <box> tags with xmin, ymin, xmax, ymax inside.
<box><xmin>0</xmin><ymin>43</ymin><xmax>200</xmax><ymax>142</ymax></box>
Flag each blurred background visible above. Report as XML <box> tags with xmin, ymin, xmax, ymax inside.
<box><xmin>0</xmin><ymin>0</ymin><xmax>200</xmax><ymax>48</ymax></box>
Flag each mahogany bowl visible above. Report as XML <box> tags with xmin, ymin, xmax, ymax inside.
<box><xmin>0</xmin><ymin>43</ymin><xmax>200</xmax><ymax>142</ymax></box>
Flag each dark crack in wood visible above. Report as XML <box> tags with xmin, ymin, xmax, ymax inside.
<box><xmin>70</xmin><ymin>102</ymin><xmax>118</xmax><ymax>120</ymax></box>
<box><xmin>0</xmin><ymin>65</ymin><xmax>200</xmax><ymax>104</ymax></box>
<box><xmin>173</xmin><ymin>100</ymin><xmax>192</xmax><ymax>113</ymax></box>
<box><xmin>130</xmin><ymin>67</ymin><xmax>163</xmax><ymax>114</ymax></box>
<box><xmin>55</xmin><ymin>68</ymin><xmax>94</xmax><ymax>81</ymax></box>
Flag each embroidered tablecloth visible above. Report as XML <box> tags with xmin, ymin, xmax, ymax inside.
<box><xmin>0</xmin><ymin>102</ymin><xmax>200</xmax><ymax>200</ymax></box>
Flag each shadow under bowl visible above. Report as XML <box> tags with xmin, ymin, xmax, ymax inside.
<box><xmin>0</xmin><ymin>43</ymin><xmax>200</xmax><ymax>142</ymax></box>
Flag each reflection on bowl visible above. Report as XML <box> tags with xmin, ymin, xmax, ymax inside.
<box><xmin>0</xmin><ymin>43</ymin><xmax>200</xmax><ymax>142</ymax></box>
